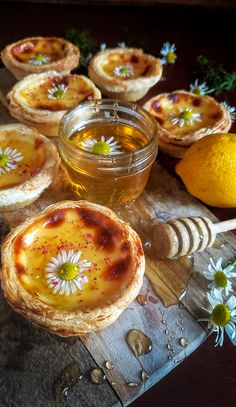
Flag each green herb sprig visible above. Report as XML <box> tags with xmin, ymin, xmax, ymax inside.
<box><xmin>196</xmin><ymin>55</ymin><xmax>236</xmax><ymax>95</ymax></box>
<box><xmin>65</xmin><ymin>28</ymin><xmax>99</xmax><ymax>68</ymax></box>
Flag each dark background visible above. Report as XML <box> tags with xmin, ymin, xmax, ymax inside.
<box><xmin>0</xmin><ymin>1</ymin><xmax>236</xmax><ymax>407</ymax></box>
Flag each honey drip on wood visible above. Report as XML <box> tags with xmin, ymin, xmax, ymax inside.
<box><xmin>145</xmin><ymin>256</ymin><xmax>194</xmax><ymax>308</ymax></box>
<box><xmin>126</xmin><ymin>329</ymin><xmax>152</xmax><ymax>357</ymax></box>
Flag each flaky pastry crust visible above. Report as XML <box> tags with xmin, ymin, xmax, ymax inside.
<box><xmin>1</xmin><ymin>37</ymin><xmax>80</xmax><ymax>80</ymax></box>
<box><xmin>0</xmin><ymin>200</ymin><xmax>145</xmax><ymax>336</ymax></box>
<box><xmin>144</xmin><ymin>91</ymin><xmax>231</xmax><ymax>157</ymax></box>
<box><xmin>7</xmin><ymin>71</ymin><xmax>101</xmax><ymax>137</ymax></box>
<box><xmin>0</xmin><ymin>124</ymin><xmax>60</xmax><ymax>210</ymax></box>
<box><xmin>88</xmin><ymin>47</ymin><xmax>162</xmax><ymax>102</ymax></box>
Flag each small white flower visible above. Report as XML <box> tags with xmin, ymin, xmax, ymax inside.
<box><xmin>80</xmin><ymin>135</ymin><xmax>122</xmax><ymax>155</ymax></box>
<box><xmin>221</xmin><ymin>101</ymin><xmax>236</xmax><ymax>121</ymax></box>
<box><xmin>199</xmin><ymin>289</ymin><xmax>236</xmax><ymax>347</ymax></box>
<box><xmin>170</xmin><ymin>107</ymin><xmax>201</xmax><ymax>127</ymax></box>
<box><xmin>190</xmin><ymin>79</ymin><xmax>209</xmax><ymax>95</ymax></box>
<box><xmin>117</xmin><ymin>41</ymin><xmax>126</xmax><ymax>48</ymax></box>
<box><xmin>29</xmin><ymin>54</ymin><xmax>51</xmax><ymax>65</ymax></box>
<box><xmin>45</xmin><ymin>249</ymin><xmax>91</xmax><ymax>296</ymax></box>
<box><xmin>0</xmin><ymin>146</ymin><xmax>23</xmax><ymax>174</ymax></box>
<box><xmin>203</xmin><ymin>258</ymin><xmax>236</xmax><ymax>296</ymax></box>
<box><xmin>160</xmin><ymin>42</ymin><xmax>177</xmax><ymax>65</ymax></box>
<box><xmin>100</xmin><ymin>43</ymin><xmax>107</xmax><ymax>51</ymax></box>
<box><xmin>113</xmin><ymin>64</ymin><xmax>134</xmax><ymax>78</ymax></box>
<box><xmin>48</xmin><ymin>84</ymin><xmax>68</xmax><ymax>100</ymax></box>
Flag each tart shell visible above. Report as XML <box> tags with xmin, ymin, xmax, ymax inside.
<box><xmin>7</xmin><ymin>71</ymin><xmax>101</xmax><ymax>137</ymax></box>
<box><xmin>0</xmin><ymin>200</ymin><xmax>145</xmax><ymax>336</ymax></box>
<box><xmin>0</xmin><ymin>124</ymin><xmax>60</xmax><ymax>210</ymax></box>
<box><xmin>1</xmin><ymin>37</ymin><xmax>80</xmax><ymax>80</ymax></box>
<box><xmin>88</xmin><ymin>47</ymin><xmax>162</xmax><ymax>102</ymax></box>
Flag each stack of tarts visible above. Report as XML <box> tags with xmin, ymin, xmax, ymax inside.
<box><xmin>0</xmin><ymin>124</ymin><xmax>59</xmax><ymax>210</ymax></box>
<box><xmin>144</xmin><ymin>91</ymin><xmax>232</xmax><ymax>157</ymax></box>
<box><xmin>0</xmin><ymin>201</ymin><xmax>145</xmax><ymax>336</ymax></box>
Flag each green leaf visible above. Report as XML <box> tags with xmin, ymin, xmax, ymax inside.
<box><xmin>65</xmin><ymin>28</ymin><xmax>99</xmax><ymax>68</ymax></box>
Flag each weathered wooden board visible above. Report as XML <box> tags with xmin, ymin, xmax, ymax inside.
<box><xmin>0</xmin><ymin>68</ymin><xmax>236</xmax><ymax>407</ymax></box>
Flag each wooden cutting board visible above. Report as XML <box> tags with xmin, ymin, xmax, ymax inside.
<box><xmin>0</xmin><ymin>68</ymin><xmax>235</xmax><ymax>407</ymax></box>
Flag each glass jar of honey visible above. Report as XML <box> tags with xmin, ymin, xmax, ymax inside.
<box><xmin>59</xmin><ymin>99</ymin><xmax>159</xmax><ymax>208</ymax></box>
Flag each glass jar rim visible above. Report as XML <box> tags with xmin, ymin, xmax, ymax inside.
<box><xmin>59</xmin><ymin>98</ymin><xmax>159</xmax><ymax>163</ymax></box>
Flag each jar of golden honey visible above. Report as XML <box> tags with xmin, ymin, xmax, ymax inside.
<box><xmin>59</xmin><ymin>99</ymin><xmax>159</xmax><ymax>208</ymax></box>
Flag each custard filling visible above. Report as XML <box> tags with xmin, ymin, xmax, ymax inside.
<box><xmin>0</xmin><ymin>129</ymin><xmax>46</xmax><ymax>189</ymax></box>
<box><xmin>150</xmin><ymin>93</ymin><xmax>224</xmax><ymax>134</ymax></box>
<box><xmin>12</xmin><ymin>38</ymin><xmax>66</xmax><ymax>64</ymax></box>
<box><xmin>13</xmin><ymin>207</ymin><xmax>136</xmax><ymax>311</ymax></box>
<box><xmin>18</xmin><ymin>76</ymin><xmax>96</xmax><ymax>111</ymax></box>
<box><xmin>102</xmin><ymin>52</ymin><xmax>151</xmax><ymax>79</ymax></box>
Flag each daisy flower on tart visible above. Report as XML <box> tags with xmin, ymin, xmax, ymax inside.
<box><xmin>0</xmin><ymin>201</ymin><xmax>145</xmax><ymax>336</ymax></box>
<box><xmin>1</xmin><ymin>37</ymin><xmax>80</xmax><ymax>80</ymax></box>
<box><xmin>88</xmin><ymin>47</ymin><xmax>162</xmax><ymax>102</ymax></box>
<box><xmin>144</xmin><ymin>91</ymin><xmax>232</xmax><ymax>158</ymax></box>
<box><xmin>7</xmin><ymin>71</ymin><xmax>101</xmax><ymax>137</ymax></box>
<box><xmin>0</xmin><ymin>123</ymin><xmax>60</xmax><ymax>210</ymax></box>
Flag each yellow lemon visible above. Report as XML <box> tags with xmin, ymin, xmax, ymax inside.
<box><xmin>175</xmin><ymin>133</ymin><xmax>236</xmax><ymax>208</ymax></box>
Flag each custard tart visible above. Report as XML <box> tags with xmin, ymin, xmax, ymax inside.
<box><xmin>88</xmin><ymin>47</ymin><xmax>162</xmax><ymax>102</ymax></box>
<box><xmin>7</xmin><ymin>71</ymin><xmax>101</xmax><ymax>137</ymax></box>
<box><xmin>0</xmin><ymin>124</ymin><xmax>60</xmax><ymax>210</ymax></box>
<box><xmin>144</xmin><ymin>91</ymin><xmax>231</xmax><ymax>157</ymax></box>
<box><xmin>1</xmin><ymin>37</ymin><xmax>80</xmax><ymax>80</ymax></box>
<box><xmin>0</xmin><ymin>200</ymin><xmax>145</xmax><ymax>336</ymax></box>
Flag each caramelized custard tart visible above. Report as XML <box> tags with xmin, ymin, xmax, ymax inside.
<box><xmin>88</xmin><ymin>47</ymin><xmax>162</xmax><ymax>102</ymax></box>
<box><xmin>1</xmin><ymin>201</ymin><xmax>145</xmax><ymax>336</ymax></box>
<box><xmin>0</xmin><ymin>124</ymin><xmax>60</xmax><ymax>210</ymax></box>
<box><xmin>1</xmin><ymin>37</ymin><xmax>80</xmax><ymax>80</ymax></box>
<box><xmin>144</xmin><ymin>91</ymin><xmax>231</xmax><ymax>157</ymax></box>
<box><xmin>7</xmin><ymin>71</ymin><xmax>101</xmax><ymax>137</ymax></box>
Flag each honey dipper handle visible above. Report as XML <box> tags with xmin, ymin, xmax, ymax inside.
<box><xmin>212</xmin><ymin>218</ymin><xmax>236</xmax><ymax>234</ymax></box>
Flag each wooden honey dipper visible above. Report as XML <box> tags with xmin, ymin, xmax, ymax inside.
<box><xmin>153</xmin><ymin>216</ymin><xmax>236</xmax><ymax>259</ymax></box>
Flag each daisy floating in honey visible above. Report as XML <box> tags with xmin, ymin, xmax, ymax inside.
<box><xmin>160</xmin><ymin>42</ymin><xmax>177</xmax><ymax>65</ymax></box>
<box><xmin>170</xmin><ymin>107</ymin><xmax>201</xmax><ymax>127</ymax></box>
<box><xmin>203</xmin><ymin>258</ymin><xmax>236</xmax><ymax>296</ymax></box>
<box><xmin>190</xmin><ymin>79</ymin><xmax>209</xmax><ymax>95</ymax></box>
<box><xmin>221</xmin><ymin>101</ymin><xmax>236</xmax><ymax>121</ymax></box>
<box><xmin>48</xmin><ymin>83</ymin><xmax>68</xmax><ymax>100</ymax></box>
<box><xmin>0</xmin><ymin>146</ymin><xmax>23</xmax><ymax>174</ymax></box>
<box><xmin>199</xmin><ymin>289</ymin><xmax>236</xmax><ymax>347</ymax></box>
<box><xmin>113</xmin><ymin>64</ymin><xmax>134</xmax><ymax>78</ymax></box>
<box><xmin>80</xmin><ymin>135</ymin><xmax>122</xmax><ymax>155</ymax></box>
<box><xmin>45</xmin><ymin>249</ymin><xmax>91</xmax><ymax>296</ymax></box>
<box><xmin>29</xmin><ymin>54</ymin><xmax>51</xmax><ymax>65</ymax></box>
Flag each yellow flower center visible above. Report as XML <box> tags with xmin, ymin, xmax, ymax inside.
<box><xmin>166</xmin><ymin>52</ymin><xmax>176</xmax><ymax>64</ymax></box>
<box><xmin>214</xmin><ymin>271</ymin><xmax>228</xmax><ymax>288</ymax></box>
<box><xmin>54</xmin><ymin>89</ymin><xmax>64</xmax><ymax>99</ymax></box>
<box><xmin>211</xmin><ymin>304</ymin><xmax>231</xmax><ymax>327</ymax></box>
<box><xmin>35</xmin><ymin>54</ymin><xmax>45</xmax><ymax>61</ymax></box>
<box><xmin>58</xmin><ymin>262</ymin><xmax>78</xmax><ymax>281</ymax></box>
<box><xmin>193</xmin><ymin>87</ymin><xmax>201</xmax><ymax>95</ymax></box>
<box><xmin>92</xmin><ymin>141</ymin><xmax>110</xmax><ymax>155</ymax></box>
<box><xmin>120</xmin><ymin>67</ymin><xmax>129</xmax><ymax>74</ymax></box>
<box><xmin>179</xmin><ymin>110</ymin><xmax>193</xmax><ymax>120</ymax></box>
<box><xmin>0</xmin><ymin>154</ymin><xmax>8</xmax><ymax>167</ymax></box>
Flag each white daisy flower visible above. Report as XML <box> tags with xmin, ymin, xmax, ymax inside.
<box><xmin>113</xmin><ymin>64</ymin><xmax>134</xmax><ymax>78</ymax></box>
<box><xmin>203</xmin><ymin>258</ymin><xmax>236</xmax><ymax>296</ymax></box>
<box><xmin>45</xmin><ymin>249</ymin><xmax>91</xmax><ymax>296</ymax></box>
<box><xmin>199</xmin><ymin>289</ymin><xmax>236</xmax><ymax>347</ymax></box>
<box><xmin>100</xmin><ymin>43</ymin><xmax>107</xmax><ymax>51</ymax></box>
<box><xmin>190</xmin><ymin>79</ymin><xmax>209</xmax><ymax>95</ymax></box>
<box><xmin>80</xmin><ymin>135</ymin><xmax>122</xmax><ymax>155</ymax></box>
<box><xmin>0</xmin><ymin>146</ymin><xmax>23</xmax><ymax>174</ymax></box>
<box><xmin>170</xmin><ymin>107</ymin><xmax>201</xmax><ymax>127</ymax></box>
<box><xmin>48</xmin><ymin>84</ymin><xmax>68</xmax><ymax>100</ymax></box>
<box><xmin>160</xmin><ymin>42</ymin><xmax>177</xmax><ymax>65</ymax></box>
<box><xmin>221</xmin><ymin>101</ymin><xmax>236</xmax><ymax>121</ymax></box>
<box><xmin>117</xmin><ymin>41</ymin><xmax>126</xmax><ymax>48</ymax></box>
<box><xmin>29</xmin><ymin>54</ymin><xmax>51</xmax><ymax>65</ymax></box>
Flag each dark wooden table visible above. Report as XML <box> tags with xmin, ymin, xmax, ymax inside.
<box><xmin>0</xmin><ymin>2</ymin><xmax>235</xmax><ymax>406</ymax></box>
